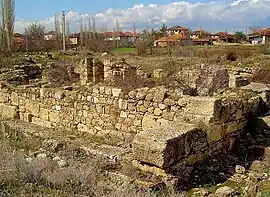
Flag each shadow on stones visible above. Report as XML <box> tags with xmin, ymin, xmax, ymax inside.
<box><xmin>172</xmin><ymin>114</ymin><xmax>270</xmax><ymax>191</ymax></box>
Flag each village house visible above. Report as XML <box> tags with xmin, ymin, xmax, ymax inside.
<box><xmin>44</xmin><ymin>31</ymin><xmax>56</xmax><ymax>41</ymax></box>
<box><xmin>211</xmin><ymin>32</ymin><xmax>234</xmax><ymax>44</ymax></box>
<box><xmin>103</xmin><ymin>31</ymin><xmax>139</xmax><ymax>46</ymax></box>
<box><xmin>167</xmin><ymin>25</ymin><xmax>190</xmax><ymax>38</ymax></box>
<box><xmin>190</xmin><ymin>29</ymin><xmax>213</xmax><ymax>45</ymax></box>
<box><xmin>246</xmin><ymin>27</ymin><xmax>270</xmax><ymax>44</ymax></box>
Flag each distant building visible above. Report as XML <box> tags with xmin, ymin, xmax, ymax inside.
<box><xmin>190</xmin><ymin>30</ymin><xmax>212</xmax><ymax>39</ymax></box>
<box><xmin>212</xmin><ymin>32</ymin><xmax>234</xmax><ymax>44</ymax></box>
<box><xmin>167</xmin><ymin>26</ymin><xmax>189</xmax><ymax>38</ymax></box>
<box><xmin>103</xmin><ymin>31</ymin><xmax>139</xmax><ymax>46</ymax></box>
<box><xmin>246</xmin><ymin>27</ymin><xmax>270</xmax><ymax>44</ymax></box>
<box><xmin>44</xmin><ymin>31</ymin><xmax>56</xmax><ymax>41</ymax></box>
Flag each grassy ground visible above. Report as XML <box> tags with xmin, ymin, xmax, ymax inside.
<box><xmin>111</xmin><ymin>47</ymin><xmax>137</xmax><ymax>55</ymax></box>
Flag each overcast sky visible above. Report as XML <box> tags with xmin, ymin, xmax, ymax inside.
<box><xmin>15</xmin><ymin>0</ymin><xmax>270</xmax><ymax>33</ymax></box>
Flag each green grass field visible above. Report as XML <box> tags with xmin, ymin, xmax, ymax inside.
<box><xmin>111</xmin><ymin>47</ymin><xmax>137</xmax><ymax>54</ymax></box>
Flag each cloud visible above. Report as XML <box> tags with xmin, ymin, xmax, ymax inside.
<box><xmin>14</xmin><ymin>0</ymin><xmax>270</xmax><ymax>33</ymax></box>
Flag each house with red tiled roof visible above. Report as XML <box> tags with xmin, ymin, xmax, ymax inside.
<box><xmin>167</xmin><ymin>25</ymin><xmax>190</xmax><ymax>38</ymax></box>
<box><xmin>246</xmin><ymin>27</ymin><xmax>270</xmax><ymax>44</ymax></box>
<box><xmin>212</xmin><ymin>32</ymin><xmax>234</xmax><ymax>43</ymax></box>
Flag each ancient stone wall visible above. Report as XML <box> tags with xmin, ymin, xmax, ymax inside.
<box><xmin>0</xmin><ymin>84</ymin><xmax>262</xmax><ymax>171</ymax></box>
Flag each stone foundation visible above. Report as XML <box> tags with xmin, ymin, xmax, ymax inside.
<box><xmin>0</xmin><ymin>84</ymin><xmax>263</xmax><ymax>177</ymax></box>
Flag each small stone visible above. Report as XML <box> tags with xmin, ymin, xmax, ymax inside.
<box><xmin>54</xmin><ymin>92</ymin><xmax>64</xmax><ymax>99</ymax></box>
<box><xmin>235</xmin><ymin>165</ymin><xmax>246</xmax><ymax>174</ymax></box>
<box><xmin>112</xmin><ymin>88</ymin><xmax>122</xmax><ymax>97</ymax></box>
<box><xmin>120</xmin><ymin>111</ymin><xmax>128</xmax><ymax>118</ymax></box>
<box><xmin>26</xmin><ymin>157</ymin><xmax>33</xmax><ymax>162</ymax></box>
<box><xmin>128</xmin><ymin>91</ymin><xmax>136</xmax><ymax>99</ymax></box>
<box><xmin>215</xmin><ymin>186</ymin><xmax>237</xmax><ymax>197</ymax></box>
<box><xmin>55</xmin><ymin>105</ymin><xmax>61</xmax><ymax>111</ymax></box>
<box><xmin>53</xmin><ymin>156</ymin><xmax>61</xmax><ymax>161</ymax></box>
<box><xmin>36</xmin><ymin>153</ymin><xmax>47</xmax><ymax>159</ymax></box>
<box><xmin>159</xmin><ymin>103</ymin><xmax>166</xmax><ymax>110</ymax></box>
<box><xmin>57</xmin><ymin>160</ymin><xmax>68</xmax><ymax>168</ymax></box>
<box><xmin>154</xmin><ymin>108</ymin><xmax>162</xmax><ymax>116</ymax></box>
<box><xmin>136</xmin><ymin>91</ymin><xmax>147</xmax><ymax>100</ymax></box>
<box><xmin>63</xmin><ymin>86</ymin><xmax>73</xmax><ymax>91</ymax></box>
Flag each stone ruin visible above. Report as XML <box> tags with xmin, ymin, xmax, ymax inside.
<box><xmin>0</xmin><ymin>58</ymin><xmax>270</xmax><ymax>189</ymax></box>
<box><xmin>75</xmin><ymin>57</ymin><xmax>137</xmax><ymax>86</ymax></box>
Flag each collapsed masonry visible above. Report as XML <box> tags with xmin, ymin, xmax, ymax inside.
<box><xmin>0</xmin><ymin>58</ymin><xmax>270</xmax><ymax>187</ymax></box>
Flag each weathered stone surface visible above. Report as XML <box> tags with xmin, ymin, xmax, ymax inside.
<box><xmin>112</xmin><ymin>88</ymin><xmax>122</xmax><ymax>97</ymax></box>
<box><xmin>19</xmin><ymin>112</ymin><xmax>32</xmax><ymax>122</ymax></box>
<box><xmin>11</xmin><ymin>92</ymin><xmax>19</xmax><ymax>106</ymax></box>
<box><xmin>39</xmin><ymin>108</ymin><xmax>49</xmax><ymax>121</ymax></box>
<box><xmin>0</xmin><ymin>104</ymin><xmax>18</xmax><ymax>119</ymax></box>
<box><xmin>133</xmin><ymin>123</ymin><xmax>207</xmax><ymax>169</ymax></box>
<box><xmin>25</xmin><ymin>100</ymin><xmax>39</xmax><ymax>117</ymax></box>
<box><xmin>32</xmin><ymin>117</ymin><xmax>52</xmax><ymax>128</ymax></box>
<box><xmin>153</xmin><ymin>87</ymin><xmax>167</xmax><ymax>103</ymax></box>
<box><xmin>0</xmin><ymin>92</ymin><xmax>9</xmax><ymax>103</ymax></box>
<box><xmin>235</xmin><ymin>165</ymin><xmax>246</xmax><ymax>174</ymax></box>
<box><xmin>215</xmin><ymin>186</ymin><xmax>236</xmax><ymax>197</ymax></box>
<box><xmin>49</xmin><ymin>111</ymin><xmax>60</xmax><ymax>123</ymax></box>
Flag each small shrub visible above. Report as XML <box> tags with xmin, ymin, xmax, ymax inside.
<box><xmin>226</xmin><ymin>51</ymin><xmax>238</xmax><ymax>61</ymax></box>
<box><xmin>251</xmin><ymin>69</ymin><xmax>270</xmax><ymax>84</ymax></box>
<box><xmin>45</xmin><ymin>62</ymin><xmax>79</xmax><ymax>86</ymax></box>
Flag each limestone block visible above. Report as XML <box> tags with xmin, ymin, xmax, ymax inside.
<box><xmin>119</xmin><ymin>99</ymin><xmax>128</xmax><ymax>110</ymax></box>
<box><xmin>11</xmin><ymin>92</ymin><xmax>19</xmax><ymax>106</ymax></box>
<box><xmin>120</xmin><ymin>111</ymin><xmax>128</xmax><ymax>118</ymax></box>
<box><xmin>137</xmin><ymin>105</ymin><xmax>147</xmax><ymax>113</ymax></box>
<box><xmin>153</xmin><ymin>87</ymin><xmax>167</xmax><ymax>103</ymax></box>
<box><xmin>154</xmin><ymin>108</ymin><xmax>162</xmax><ymax>116</ymax></box>
<box><xmin>112</xmin><ymin>88</ymin><xmax>122</xmax><ymax>97</ymax></box>
<box><xmin>105</xmin><ymin>87</ymin><xmax>112</xmax><ymax>95</ymax></box>
<box><xmin>206</xmin><ymin>124</ymin><xmax>224</xmax><ymax>144</ymax></box>
<box><xmin>19</xmin><ymin>112</ymin><xmax>33</xmax><ymax>122</ymax></box>
<box><xmin>49</xmin><ymin>111</ymin><xmax>60</xmax><ymax>123</ymax></box>
<box><xmin>39</xmin><ymin>108</ymin><xmax>49</xmax><ymax>121</ymax></box>
<box><xmin>133</xmin><ymin>123</ymin><xmax>206</xmax><ymax>169</ymax></box>
<box><xmin>32</xmin><ymin>117</ymin><xmax>52</xmax><ymax>128</ymax></box>
<box><xmin>0</xmin><ymin>104</ymin><xmax>19</xmax><ymax>119</ymax></box>
<box><xmin>0</xmin><ymin>92</ymin><xmax>9</xmax><ymax>103</ymax></box>
<box><xmin>25</xmin><ymin>100</ymin><xmax>40</xmax><ymax>117</ymax></box>
<box><xmin>128</xmin><ymin>91</ymin><xmax>136</xmax><ymax>99</ymax></box>
<box><xmin>54</xmin><ymin>92</ymin><xmax>65</xmax><ymax>99</ymax></box>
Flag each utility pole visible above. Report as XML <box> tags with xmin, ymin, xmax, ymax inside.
<box><xmin>62</xmin><ymin>11</ymin><xmax>66</xmax><ymax>51</ymax></box>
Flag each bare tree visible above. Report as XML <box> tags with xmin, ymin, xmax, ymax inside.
<box><xmin>0</xmin><ymin>1</ymin><xmax>5</xmax><ymax>51</ymax></box>
<box><xmin>2</xmin><ymin>0</ymin><xmax>15</xmax><ymax>53</ymax></box>
<box><xmin>55</xmin><ymin>14</ymin><xmax>61</xmax><ymax>50</ymax></box>
<box><xmin>26</xmin><ymin>23</ymin><xmax>45</xmax><ymax>50</ymax></box>
<box><xmin>249</xmin><ymin>25</ymin><xmax>261</xmax><ymax>34</ymax></box>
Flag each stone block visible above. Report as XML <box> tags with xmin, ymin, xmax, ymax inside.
<box><xmin>39</xmin><ymin>108</ymin><xmax>49</xmax><ymax>120</ymax></box>
<box><xmin>112</xmin><ymin>88</ymin><xmax>122</xmax><ymax>97</ymax></box>
<box><xmin>133</xmin><ymin>123</ymin><xmax>206</xmax><ymax>169</ymax></box>
<box><xmin>153</xmin><ymin>87</ymin><xmax>167</xmax><ymax>103</ymax></box>
<box><xmin>0</xmin><ymin>92</ymin><xmax>9</xmax><ymax>103</ymax></box>
<box><xmin>25</xmin><ymin>100</ymin><xmax>40</xmax><ymax>117</ymax></box>
<box><xmin>11</xmin><ymin>92</ymin><xmax>19</xmax><ymax>106</ymax></box>
<box><xmin>0</xmin><ymin>104</ymin><xmax>19</xmax><ymax>119</ymax></box>
<box><xmin>32</xmin><ymin>117</ymin><xmax>52</xmax><ymax>128</ymax></box>
<box><xmin>19</xmin><ymin>112</ymin><xmax>33</xmax><ymax>122</ymax></box>
<box><xmin>49</xmin><ymin>111</ymin><xmax>60</xmax><ymax>123</ymax></box>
